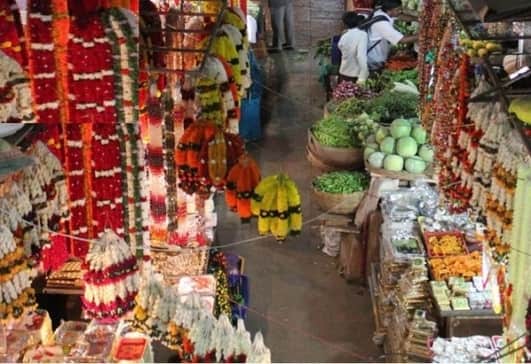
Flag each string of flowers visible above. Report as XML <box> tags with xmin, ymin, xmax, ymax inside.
<box><xmin>68</xmin><ymin>12</ymin><xmax>116</xmax><ymax>123</ymax></box>
<box><xmin>147</xmin><ymin>93</ymin><xmax>168</xmax><ymax>244</ymax></box>
<box><xmin>51</xmin><ymin>0</ymin><xmax>69</xmax><ymax>125</ymax></box>
<box><xmin>90</xmin><ymin>123</ymin><xmax>125</xmax><ymax>238</ymax></box>
<box><xmin>27</xmin><ymin>0</ymin><xmax>60</xmax><ymax>123</ymax></box>
<box><xmin>162</xmin><ymin>92</ymin><xmax>178</xmax><ymax>234</ymax></box>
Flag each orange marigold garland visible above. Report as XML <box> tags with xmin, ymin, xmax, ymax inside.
<box><xmin>226</xmin><ymin>154</ymin><xmax>261</xmax><ymax>222</ymax></box>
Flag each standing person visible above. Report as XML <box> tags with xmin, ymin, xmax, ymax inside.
<box><xmin>338</xmin><ymin>12</ymin><xmax>369</xmax><ymax>85</ymax></box>
<box><xmin>366</xmin><ymin>0</ymin><xmax>417</xmax><ymax>71</ymax></box>
<box><xmin>268</xmin><ymin>0</ymin><xmax>295</xmax><ymax>53</ymax></box>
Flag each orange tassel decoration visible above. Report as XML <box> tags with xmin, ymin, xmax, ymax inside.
<box><xmin>226</xmin><ymin>154</ymin><xmax>261</xmax><ymax>222</ymax></box>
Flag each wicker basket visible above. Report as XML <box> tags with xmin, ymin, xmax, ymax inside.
<box><xmin>312</xmin><ymin>187</ymin><xmax>366</xmax><ymax>215</ymax></box>
<box><xmin>307</xmin><ymin>130</ymin><xmax>364</xmax><ymax>170</ymax></box>
<box><xmin>306</xmin><ymin>147</ymin><xmax>338</xmax><ymax>173</ymax></box>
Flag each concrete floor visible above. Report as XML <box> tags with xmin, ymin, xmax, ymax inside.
<box><xmin>215</xmin><ymin>49</ymin><xmax>382</xmax><ymax>362</ymax></box>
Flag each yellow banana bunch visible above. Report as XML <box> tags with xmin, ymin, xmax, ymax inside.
<box><xmin>252</xmin><ymin>174</ymin><xmax>303</xmax><ymax>241</ymax></box>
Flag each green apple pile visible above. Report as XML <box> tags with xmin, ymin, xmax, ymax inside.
<box><xmin>364</xmin><ymin>118</ymin><xmax>434</xmax><ymax>174</ymax></box>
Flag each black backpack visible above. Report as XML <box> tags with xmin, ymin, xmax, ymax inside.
<box><xmin>357</xmin><ymin>13</ymin><xmax>390</xmax><ymax>53</ymax></box>
<box><xmin>330</xmin><ymin>12</ymin><xmax>389</xmax><ymax>66</ymax></box>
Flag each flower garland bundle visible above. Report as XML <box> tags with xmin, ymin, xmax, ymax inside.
<box><xmin>0</xmin><ymin>0</ymin><xmax>26</xmax><ymax>66</ymax></box>
<box><xmin>198</xmin><ymin>129</ymin><xmax>245</xmax><ymax>193</ymax></box>
<box><xmin>162</xmin><ymin>94</ymin><xmax>179</xmax><ymax>234</ymax></box>
<box><xmin>27</xmin><ymin>0</ymin><xmax>61</xmax><ymax>123</ymax></box>
<box><xmin>0</xmin><ymin>181</ymin><xmax>32</xmax><ymax>235</ymax></box>
<box><xmin>50</xmin><ymin>0</ymin><xmax>70</xmax><ymax>124</ymax></box>
<box><xmin>175</xmin><ymin>120</ymin><xmax>217</xmax><ymax>195</ymax></box>
<box><xmin>68</xmin><ymin>12</ymin><xmax>117</xmax><ymax>123</ymax></box>
<box><xmin>222</xmin><ymin>9</ymin><xmax>251</xmax><ymax>94</ymax></box>
<box><xmin>202</xmin><ymin>55</ymin><xmax>240</xmax><ymax>133</ymax></box>
<box><xmin>226</xmin><ymin>155</ymin><xmax>261</xmax><ymax>222</ymax></box>
<box><xmin>101</xmin><ymin>7</ymin><xmax>139</xmax><ymax>124</ymax></box>
<box><xmin>165</xmin><ymin>7</ymin><xmax>184</xmax><ymax>89</ymax></box>
<box><xmin>90</xmin><ymin>124</ymin><xmax>125</xmax><ymax>238</ymax></box>
<box><xmin>188</xmin><ymin>311</ymin><xmax>271</xmax><ymax>363</ymax></box>
<box><xmin>117</xmin><ymin>122</ymin><xmax>149</xmax><ymax>254</ymax></box>
<box><xmin>196</xmin><ymin>76</ymin><xmax>225</xmax><ymax>126</ymax></box>
<box><xmin>209</xmin><ymin>33</ymin><xmax>242</xmax><ymax>96</ymax></box>
<box><xmin>0</xmin><ymin>225</ymin><xmax>37</xmax><ymax>322</ymax></box>
<box><xmin>484</xmin><ymin>131</ymin><xmax>531</xmax><ymax>261</ymax></box>
<box><xmin>21</xmin><ymin>140</ymin><xmax>69</xmax><ymax>257</ymax></box>
<box><xmin>147</xmin><ymin>95</ymin><xmax>167</xmax><ymax>243</ymax></box>
<box><xmin>62</xmin><ymin>124</ymin><xmax>90</xmax><ymax>256</ymax></box>
<box><xmin>0</xmin><ymin>50</ymin><xmax>34</xmax><ymax>123</ymax></box>
<box><xmin>251</xmin><ymin>174</ymin><xmax>302</xmax><ymax>241</ymax></box>
<box><xmin>183</xmin><ymin>15</ymin><xmax>207</xmax><ymax>71</ymax></box>
<box><xmin>217</xmin><ymin>56</ymin><xmax>241</xmax><ymax>134</ymax></box>
<box><xmin>139</xmin><ymin>0</ymin><xmax>164</xmax><ymax>69</ymax></box>
<box><xmin>82</xmin><ymin>230</ymin><xmax>139</xmax><ymax>320</ymax></box>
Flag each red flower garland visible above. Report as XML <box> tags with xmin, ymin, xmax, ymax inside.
<box><xmin>0</xmin><ymin>0</ymin><xmax>26</xmax><ymax>66</ymax></box>
<box><xmin>68</xmin><ymin>13</ymin><xmax>117</xmax><ymax>123</ymax></box>
<box><xmin>28</xmin><ymin>0</ymin><xmax>60</xmax><ymax>123</ymax></box>
<box><xmin>91</xmin><ymin>124</ymin><xmax>125</xmax><ymax>237</ymax></box>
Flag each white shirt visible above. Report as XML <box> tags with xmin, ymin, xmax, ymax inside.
<box><xmin>247</xmin><ymin>15</ymin><xmax>258</xmax><ymax>44</ymax></box>
<box><xmin>338</xmin><ymin>28</ymin><xmax>369</xmax><ymax>81</ymax></box>
<box><xmin>367</xmin><ymin>9</ymin><xmax>404</xmax><ymax>70</ymax></box>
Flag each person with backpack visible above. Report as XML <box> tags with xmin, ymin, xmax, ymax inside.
<box><xmin>363</xmin><ymin>0</ymin><xmax>418</xmax><ymax>71</ymax></box>
<box><xmin>338</xmin><ymin>12</ymin><xmax>369</xmax><ymax>85</ymax></box>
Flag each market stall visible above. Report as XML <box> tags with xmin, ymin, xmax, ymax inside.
<box><xmin>310</xmin><ymin>0</ymin><xmax>531</xmax><ymax>362</ymax></box>
<box><xmin>0</xmin><ymin>0</ymin><xmax>276</xmax><ymax>361</ymax></box>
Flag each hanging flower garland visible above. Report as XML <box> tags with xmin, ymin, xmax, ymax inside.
<box><xmin>90</xmin><ymin>123</ymin><xmax>125</xmax><ymax>238</ymax></box>
<box><xmin>218</xmin><ymin>56</ymin><xmax>241</xmax><ymax>134</ymax></box>
<box><xmin>0</xmin><ymin>0</ymin><xmax>26</xmax><ymax>66</ymax></box>
<box><xmin>0</xmin><ymin>225</ymin><xmax>37</xmax><ymax>322</ymax></box>
<box><xmin>209</xmin><ymin>33</ymin><xmax>242</xmax><ymax>96</ymax></box>
<box><xmin>196</xmin><ymin>76</ymin><xmax>225</xmax><ymax>127</ymax></box>
<box><xmin>68</xmin><ymin>12</ymin><xmax>117</xmax><ymax>123</ymax></box>
<box><xmin>82</xmin><ymin>231</ymin><xmax>139</xmax><ymax>320</ymax></box>
<box><xmin>147</xmin><ymin>93</ymin><xmax>168</xmax><ymax>244</ymax></box>
<box><xmin>222</xmin><ymin>9</ymin><xmax>251</xmax><ymax>94</ymax></box>
<box><xmin>251</xmin><ymin>174</ymin><xmax>302</xmax><ymax>241</ymax></box>
<box><xmin>197</xmin><ymin>129</ymin><xmax>244</xmax><ymax>195</ymax></box>
<box><xmin>62</xmin><ymin>124</ymin><xmax>90</xmax><ymax>256</ymax></box>
<box><xmin>226</xmin><ymin>154</ymin><xmax>261</xmax><ymax>222</ymax></box>
<box><xmin>0</xmin><ymin>50</ymin><xmax>34</xmax><ymax>123</ymax></box>
<box><xmin>101</xmin><ymin>7</ymin><xmax>139</xmax><ymax>124</ymax></box>
<box><xmin>27</xmin><ymin>0</ymin><xmax>60</xmax><ymax>123</ymax></box>
<box><xmin>175</xmin><ymin>120</ymin><xmax>217</xmax><ymax>195</ymax></box>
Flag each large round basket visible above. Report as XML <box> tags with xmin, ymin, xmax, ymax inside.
<box><xmin>312</xmin><ymin>187</ymin><xmax>366</xmax><ymax>215</ymax></box>
<box><xmin>306</xmin><ymin>147</ymin><xmax>338</xmax><ymax>173</ymax></box>
<box><xmin>307</xmin><ymin>130</ymin><xmax>364</xmax><ymax>170</ymax></box>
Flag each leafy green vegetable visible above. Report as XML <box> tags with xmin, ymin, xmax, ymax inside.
<box><xmin>312</xmin><ymin>113</ymin><xmax>378</xmax><ymax>148</ymax></box>
<box><xmin>313</xmin><ymin>171</ymin><xmax>370</xmax><ymax>194</ymax></box>
<box><xmin>365</xmin><ymin>90</ymin><xmax>418</xmax><ymax>123</ymax></box>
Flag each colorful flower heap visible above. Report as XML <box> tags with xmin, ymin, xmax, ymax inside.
<box><xmin>251</xmin><ymin>174</ymin><xmax>302</xmax><ymax>241</ymax></box>
<box><xmin>0</xmin><ymin>225</ymin><xmax>37</xmax><ymax>321</ymax></box>
<box><xmin>82</xmin><ymin>231</ymin><xmax>139</xmax><ymax>320</ymax></box>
